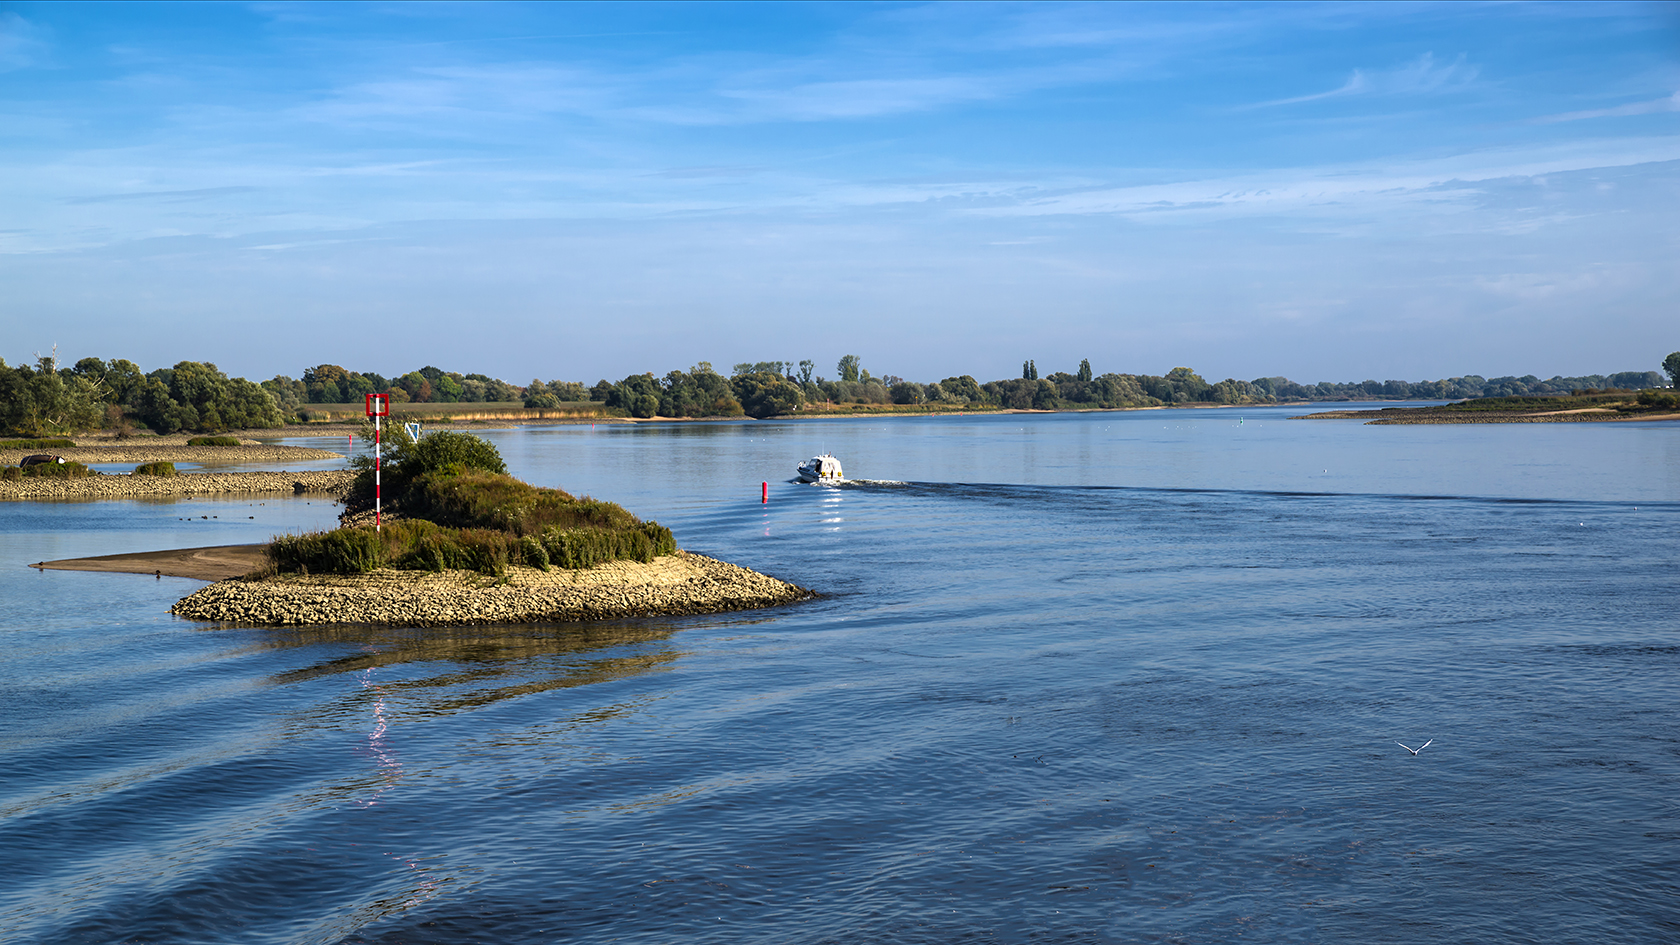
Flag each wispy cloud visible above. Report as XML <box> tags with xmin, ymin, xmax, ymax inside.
<box><xmin>1531</xmin><ymin>91</ymin><xmax>1680</xmax><ymax>124</ymax></box>
<box><xmin>0</xmin><ymin>12</ymin><xmax>50</xmax><ymax>72</ymax></box>
<box><xmin>66</xmin><ymin>186</ymin><xmax>261</xmax><ymax>205</ymax></box>
<box><xmin>1252</xmin><ymin>53</ymin><xmax>1478</xmax><ymax>108</ymax></box>
<box><xmin>973</xmin><ymin>138</ymin><xmax>1680</xmax><ymax>223</ymax></box>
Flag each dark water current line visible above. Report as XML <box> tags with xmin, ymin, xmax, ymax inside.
<box><xmin>2</xmin><ymin>409</ymin><xmax>1677</xmax><ymax>943</ymax></box>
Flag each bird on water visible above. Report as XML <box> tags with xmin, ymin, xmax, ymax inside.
<box><xmin>1397</xmin><ymin>739</ymin><xmax>1433</xmax><ymax>756</ymax></box>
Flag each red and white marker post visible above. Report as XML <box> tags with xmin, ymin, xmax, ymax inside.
<box><xmin>365</xmin><ymin>393</ymin><xmax>390</xmax><ymax>530</ymax></box>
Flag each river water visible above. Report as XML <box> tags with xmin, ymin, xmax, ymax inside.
<box><xmin>2</xmin><ymin>406</ymin><xmax>1677</xmax><ymax>944</ymax></box>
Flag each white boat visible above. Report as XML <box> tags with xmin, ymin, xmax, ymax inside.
<box><xmin>796</xmin><ymin>454</ymin><xmax>843</xmax><ymax>483</ymax></box>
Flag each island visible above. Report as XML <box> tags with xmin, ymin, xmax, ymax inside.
<box><xmin>133</xmin><ymin>430</ymin><xmax>812</xmax><ymax>627</ymax></box>
<box><xmin>1294</xmin><ymin>389</ymin><xmax>1680</xmax><ymax>424</ymax></box>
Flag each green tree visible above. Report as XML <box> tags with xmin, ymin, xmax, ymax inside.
<box><xmin>1664</xmin><ymin>351</ymin><xmax>1680</xmax><ymax>387</ymax></box>
<box><xmin>433</xmin><ymin>374</ymin><xmax>464</xmax><ymax>402</ymax></box>
<box><xmin>938</xmin><ymin>375</ymin><xmax>984</xmax><ymax>403</ymax></box>
<box><xmin>524</xmin><ymin>378</ymin><xmax>561</xmax><ymax>408</ymax></box>
<box><xmin>1164</xmin><ymin>367</ymin><xmax>1211</xmax><ymax>403</ymax></box>
<box><xmin>1077</xmin><ymin>359</ymin><xmax>1092</xmax><ymax>383</ymax></box>
<box><xmin>889</xmin><ymin>382</ymin><xmax>925</xmax><ymax>405</ymax></box>
<box><xmin>303</xmin><ymin>364</ymin><xmax>352</xmax><ymax>403</ymax></box>
<box><xmin>732</xmin><ymin>371</ymin><xmax>805</xmax><ymax>418</ymax></box>
<box><xmin>837</xmin><ymin>354</ymin><xmax>861</xmax><ymax>383</ymax></box>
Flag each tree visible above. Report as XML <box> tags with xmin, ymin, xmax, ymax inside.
<box><xmin>798</xmin><ymin>360</ymin><xmax>814</xmax><ymax>385</ymax></box>
<box><xmin>525</xmin><ymin>378</ymin><xmax>561</xmax><ymax>409</ymax></box>
<box><xmin>1077</xmin><ymin>359</ymin><xmax>1092</xmax><ymax>383</ymax></box>
<box><xmin>1022</xmin><ymin>360</ymin><xmax>1037</xmax><ymax>380</ymax></box>
<box><xmin>837</xmin><ymin>355</ymin><xmax>860</xmax><ymax>383</ymax></box>
<box><xmin>433</xmin><ymin>374</ymin><xmax>463</xmax><ymax>402</ymax></box>
<box><xmin>732</xmin><ymin>371</ymin><xmax>805</xmax><ymax>418</ymax></box>
<box><xmin>1664</xmin><ymin>351</ymin><xmax>1680</xmax><ymax>388</ymax></box>
<box><xmin>1164</xmin><ymin>367</ymin><xmax>1211</xmax><ymax>402</ymax></box>
<box><xmin>938</xmin><ymin>375</ymin><xmax>983</xmax><ymax>403</ymax></box>
<box><xmin>303</xmin><ymin>364</ymin><xmax>352</xmax><ymax>403</ymax></box>
<box><xmin>889</xmin><ymin>381</ymin><xmax>924</xmax><ymax>405</ymax></box>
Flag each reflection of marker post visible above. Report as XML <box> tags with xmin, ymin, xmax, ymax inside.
<box><xmin>366</xmin><ymin>394</ymin><xmax>390</xmax><ymax>531</ymax></box>
<box><xmin>762</xmin><ymin>481</ymin><xmax>768</xmax><ymax>504</ymax></box>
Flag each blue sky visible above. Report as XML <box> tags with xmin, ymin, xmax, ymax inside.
<box><xmin>2</xmin><ymin>1</ymin><xmax>1676</xmax><ymax>385</ymax></box>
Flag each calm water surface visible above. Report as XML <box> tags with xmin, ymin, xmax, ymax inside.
<box><xmin>3</xmin><ymin>407</ymin><xmax>1677</xmax><ymax>944</ymax></box>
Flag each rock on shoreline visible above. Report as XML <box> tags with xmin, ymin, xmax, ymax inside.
<box><xmin>170</xmin><ymin>552</ymin><xmax>812</xmax><ymax>627</ymax></box>
<box><xmin>0</xmin><ymin>469</ymin><xmax>357</xmax><ymax>500</ymax></box>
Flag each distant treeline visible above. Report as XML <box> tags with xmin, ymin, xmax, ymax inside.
<box><xmin>585</xmin><ymin>358</ymin><xmax>1670</xmax><ymax>419</ymax></box>
<box><xmin>0</xmin><ymin>352</ymin><xmax>1670</xmax><ymax>436</ymax></box>
<box><xmin>0</xmin><ymin>356</ymin><xmax>284</xmax><ymax>438</ymax></box>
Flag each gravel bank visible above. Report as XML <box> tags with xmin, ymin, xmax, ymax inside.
<box><xmin>171</xmin><ymin>552</ymin><xmax>812</xmax><ymax>626</ymax></box>
<box><xmin>0</xmin><ymin>444</ymin><xmax>342</xmax><ymax>466</ymax></box>
<box><xmin>0</xmin><ymin>469</ymin><xmax>356</xmax><ymax>500</ymax></box>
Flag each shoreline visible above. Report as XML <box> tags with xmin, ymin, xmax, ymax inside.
<box><xmin>1296</xmin><ymin>408</ymin><xmax>1680</xmax><ymax>424</ymax></box>
<box><xmin>168</xmin><ymin>551</ymin><xmax>812</xmax><ymax>627</ymax></box>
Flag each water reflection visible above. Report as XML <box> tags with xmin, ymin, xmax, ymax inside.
<box><xmin>357</xmin><ymin>658</ymin><xmax>402</xmax><ymax>808</ymax></box>
<box><xmin>266</xmin><ymin>622</ymin><xmax>691</xmax><ymax>718</ymax></box>
<box><xmin>820</xmin><ymin>487</ymin><xmax>844</xmax><ymax>530</ymax></box>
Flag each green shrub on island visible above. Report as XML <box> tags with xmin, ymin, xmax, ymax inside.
<box><xmin>268</xmin><ymin>518</ymin><xmax>675</xmax><ymax>576</ymax></box>
<box><xmin>345</xmin><ymin>428</ymin><xmax>507</xmax><ymax>509</ymax></box>
<box><xmin>186</xmin><ymin>436</ymin><xmax>241</xmax><ymax>447</ymax></box>
<box><xmin>133</xmin><ymin>461</ymin><xmax>178</xmax><ymax>477</ymax></box>
<box><xmin>0</xmin><ymin>438</ymin><xmax>76</xmax><ymax>450</ymax></box>
<box><xmin>297</xmin><ymin>431</ymin><xmax>675</xmax><ymax>576</ymax></box>
<box><xmin>2</xmin><ymin>461</ymin><xmax>94</xmax><ymax>481</ymax></box>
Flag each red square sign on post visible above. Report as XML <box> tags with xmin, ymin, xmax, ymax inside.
<box><xmin>365</xmin><ymin>393</ymin><xmax>389</xmax><ymax>418</ymax></box>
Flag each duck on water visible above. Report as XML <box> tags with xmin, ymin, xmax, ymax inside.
<box><xmin>796</xmin><ymin>454</ymin><xmax>843</xmax><ymax>483</ymax></box>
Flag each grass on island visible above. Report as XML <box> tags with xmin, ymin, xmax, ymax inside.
<box><xmin>186</xmin><ymin>436</ymin><xmax>242</xmax><ymax>447</ymax></box>
<box><xmin>134</xmin><ymin>461</ymin><xmax>178</xmax><ymax>476</ymax></box>
<box><xmin>265</xmin><ymin>430</ymin><xmax>675</xmax><ymax>578</ymax></box>
<box><xmin>0</xmin><ymin>438</ymin><xmax>76</xmax><ymax>450</ymax></box>
<box><xmin>1</xmin><ymin>461</ymin><xmax>95</xmax><ymax>481</ymax></box>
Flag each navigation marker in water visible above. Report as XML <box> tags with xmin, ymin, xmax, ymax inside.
<box><xmin>1397</xmin><ymin>739</ymin><xmax>1433</xmax><ymax>756</ymax></box>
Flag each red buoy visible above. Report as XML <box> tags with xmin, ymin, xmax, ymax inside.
<box><xmin>762</xmin><ymin>481</ymin><xmax>768</xmax><ymax>504</ymax></box>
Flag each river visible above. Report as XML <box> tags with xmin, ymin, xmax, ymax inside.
<box><xmin>2</xmin><ymin>405</ymin><xmax>1677</xmax><ymax>943</ymax></box>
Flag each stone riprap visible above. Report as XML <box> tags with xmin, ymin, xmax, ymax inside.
<box><xmin>0</xmin><ymin>469</ymin><xmax>356</xmax><ymax>500</ymax></box>
<box><xmin>0</xmin><ymin>443</ymin><xmax>342</xmax><ymax>466</ymax></box>
<box><xmin>170</xmin><ymin>552</ymin><xmax>812</xmax><ymax>626</ymax></box>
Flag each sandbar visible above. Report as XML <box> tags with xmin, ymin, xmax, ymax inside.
<box><xmin>33</xmin><ymin>544</ymin><xmax>269</xmax><ymax>581</ymax></box>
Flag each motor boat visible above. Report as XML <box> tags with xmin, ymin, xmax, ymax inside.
<box><xmin>796</xmin><ymin>454</ymin><xmax>843</xmax><ymax>483</ymax></box>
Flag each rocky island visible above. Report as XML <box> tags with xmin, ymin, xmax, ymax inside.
<box><xmin>157</xmin><ymin>430</ymin><xmax>810</xmax><ymax>627</ymax></box>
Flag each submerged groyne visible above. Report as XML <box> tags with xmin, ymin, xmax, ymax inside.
<box><xmin>0</xmin><ymin>470</ymin><xmax>356</xmax><ymax>500</ymax></box>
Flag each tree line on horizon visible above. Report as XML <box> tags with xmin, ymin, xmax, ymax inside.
<box><xmin>0</xmin><ymin>351</ymin><xmax>1672</xmax><ymax>437</ymax></box>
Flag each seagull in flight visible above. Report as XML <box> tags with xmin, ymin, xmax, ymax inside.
<box><xmin>1397</xmin><ymin>739</ymin><xmax>1433</xmax><ymax>756</ymax></box>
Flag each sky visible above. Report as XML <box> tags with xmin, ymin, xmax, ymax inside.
<box><xmin>2</xmin><ymin>1</ymin><xmax>1677</xmax><ymax>386</ymax></box>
